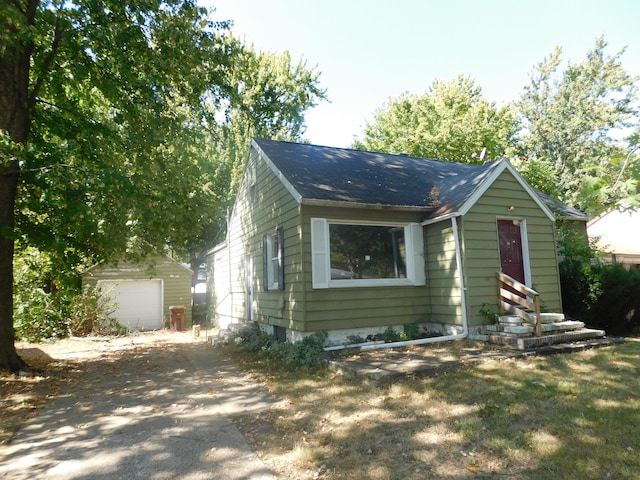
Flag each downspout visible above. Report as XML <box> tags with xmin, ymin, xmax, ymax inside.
<box><xmin>329</xmin><ymin>215</ymin><xmax>469</xmax><ymax>352</ymax></box>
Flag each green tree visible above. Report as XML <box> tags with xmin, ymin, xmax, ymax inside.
<box><xmin>172</xmin><ymin>43</ymin><xmax>326</xmax><ymax>272</ymax></box>
<box><xmin>0</xmin><ymin>0</ymin><xmax>325</xmax><ymax>372</ymax></box>
<box><xmin>515</xmin><ymin>36</ymin><xmax>639</xmax><ymax>216</ymax></box>
<box><xmin>354</xmin><ymin>75</ymin><xmax>517</xmax><ymax>163</ymax></box>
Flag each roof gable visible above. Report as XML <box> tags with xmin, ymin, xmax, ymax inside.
<box><xmin>83</xmin><ymin>254</ymin><xmax>193</xmax><ymax>276</ymax></box>
<box><xmin>251</xmin><ymin>138</ymin><xmax>578</xmax><ymax>222</ymax></box>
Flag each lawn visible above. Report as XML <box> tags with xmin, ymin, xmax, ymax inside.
<box><xmin>226</xmin><ymin>339</ymin><xmax>640</xmax><ymax>479</ymax></box>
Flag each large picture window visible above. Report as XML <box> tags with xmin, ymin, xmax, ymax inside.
<box><xmin>311</xmin><ymin>218</ymin><xmax>425</xmax><ymax>288</ymax></box>
<box><xmin>330</xmin><ymin>224</ymin><xmax>406</xmax><ymax>280</ymax></box>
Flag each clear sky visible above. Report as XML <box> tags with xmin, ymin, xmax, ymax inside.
<box><xmin>202</xmin><ymin>0</ymin><xmax>640</xmax><ymax>148</ymax></box>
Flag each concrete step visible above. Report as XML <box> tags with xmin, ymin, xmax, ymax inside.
<box><xmin>540</xmin><ymin>312</ymin><xmax>565</xmax><ymax>323</ymax></box>
<box><xmin>487</xmin><ymin>328</ymin><xmax>606</xmax><ymax>350</ymax></box>
<box><xmin>482</xmin><ymin>320</ymin><xmax>584</xmax><ymax>338</ymax></box>
<box><xmin>208</xmin><ymin>322</ymin><xmax>258</xmax><ymax>346</ymax></box>
<box><xmin>498</xmin><ymin>315</ymin><xmax>524</xmax><ymax>326</ymax></box>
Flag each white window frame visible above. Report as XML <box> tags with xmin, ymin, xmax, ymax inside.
<box><xmin>310</xmin><ymin>218</ymin><xmax>425</xmax><ymax>289</ymax></box>
<box><xmin>264</xmin><ymin>227</ymin><xmax>284</xmax><ymax>291</ymax></box>
<box><xmin>248</xmin><ymin>163</ymin><xmax>257</xmax><ymax>204</ymax></box>
<box><xmin>267</xmin><ymin>232</ymin><xmax>279</xmax><ymax>289</ymax></box>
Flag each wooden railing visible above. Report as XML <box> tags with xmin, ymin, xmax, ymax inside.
<box><xmin>497</xmin><ymin>272</ymin><xmax>542</xmax><ymax>337</ymax></box>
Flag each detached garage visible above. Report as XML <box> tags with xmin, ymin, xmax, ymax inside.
<box><xmin>82</xmin><ymin>255</ymin><xmax>193</xmax><ymax>331</ymax></box>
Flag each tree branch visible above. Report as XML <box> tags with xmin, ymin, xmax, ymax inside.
<box><xmin>30</xmin><ymin>6</ymin><xmax>63</xmax><ymax>107</ymax></box>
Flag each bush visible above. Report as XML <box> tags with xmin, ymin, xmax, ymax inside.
<box><xmin>13</xmin><ymin>247</ymin><xmax>124</xmax><ymax>341</ymax></box>
<box><xmin>558</xmin><ymin>225</ymin><xmax>640</xmax><ymax>334</ymax></box>
<box><xmin>66</xmin><ymin>285</ymin><xmax>124</xmax><ymax>336</ymax></box>
<box><xmin>14</xmin><ymin>288</ymin><xmax>68</xmax><ymax>342</ymax></box>
<box><xmin>232</xmin><ymin>330</ymin><xmax>328</xmax><ymax>369</ymax></box>
<box><xmin>561</xmin><ymin>261</ymin><xmax>640</xmax><ymax>334</ymax></box>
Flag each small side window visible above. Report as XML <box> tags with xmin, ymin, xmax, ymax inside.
<box><xmin>263</xmin><ymin>227</ymin><xmax>284</xmax><ymax>291</ymax></box>
<box><xmin>248</xmin><ymin>164</ymin><xmax>257</xmax><ymax>204</ymax></box>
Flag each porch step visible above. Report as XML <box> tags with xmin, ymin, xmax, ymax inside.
<box><xmin>485</xmin><ymin>320</ymin><xmax>585</xmax><ymax>338</ymax></box>
<box><xmin>498</xmin><ymin>312</ymin><xmax>565</xmax><ymax>326</ymax></box>
<box><xmin>208</xmin><ymin>322</ymin><xmax>258</xmax><ymax>346</ymax></box>
<box><xmin>487</xmin><ymin>328</ymin><xmax>606</xmax><ymax>350</ymax></box>
<box><xmin>539</xmin><ymin>312</ymin><xmax>565</xmax><ymax>323</ymax></box>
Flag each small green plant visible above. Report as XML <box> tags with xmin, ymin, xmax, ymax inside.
<box><xmin>230</xmin><ymin>330</ymin><xmax>328</xmax><ymax>369</ymax></box>
<box><xmin>373</xmin><ymin>326</ymin><xmax>401</xmax><ymax>343</ymax></box>
<box><xmin>480</xmin><ymin>303</ymin><xmax>500</xmax><ymax>323</ymax></box>
<box><xmin>400</xmin><ymin>321</ymin><xmax>421</xmax><ymax>340</ymax></box>
<box><xmin>346</xmin><ymin>334</ymin><xmax>366</xmax><ymax>345</ymax></box>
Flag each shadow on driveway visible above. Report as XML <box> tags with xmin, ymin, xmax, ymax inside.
<box><xmin>0</xmin><ymin>334</ymin><xmax>277</xmax><ymax>480</ymax></box>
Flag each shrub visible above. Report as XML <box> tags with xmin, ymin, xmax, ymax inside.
<box><xmin>13</xmin><ymin>247</ymin><xmax>124</xmax><ymax>341</ymax></box>
<box><xmin>66</xmin><ymin>285</ymin><xmax>124</xmax><ymax>336</ymax></box>
<box><xmin>401</xmin><ymin>322</ymin><xmax>421</xmax><ymax>340</ymax></box>
<box><xmin>231</xmin><ymin>330</ymin><xmax>328</xmax><ymax>369</ymax></box>
<box><xmin>558</xmin><ymin>225</ymin><xmax>640</xmax><ymax>334</ymax></box>
<box><xmin>372</xmin><ymin>326</ymin><xmax>401</xmax><ymax>343</ymax></box>
<box><xmin>14</xmin><ymin>288</ymin><xmax>68</xmax><ymax>342</ymax></box>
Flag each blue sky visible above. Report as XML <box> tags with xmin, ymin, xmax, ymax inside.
<box><xmin>203</xmin><ymin>0</ymin><xmax>640</xmax><ymax>148</ymax></box>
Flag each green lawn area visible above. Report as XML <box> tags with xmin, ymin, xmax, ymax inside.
<box><xmin>227</xmin><ymin>339</ymin><xmax>640</xmax><ymax>479</ymax></box>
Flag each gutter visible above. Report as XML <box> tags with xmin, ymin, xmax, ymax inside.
<box><xmin>324</xmin><ymin>215</ymin><xmax>470</xmax><ymax>352</ymax></box>
<box><xmin>302</xmin><ymin>198</ymin><xmax>429</xmax><ymax>212</ymax></box>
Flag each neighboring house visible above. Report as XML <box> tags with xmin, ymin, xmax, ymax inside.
<box><xmin>83</xmin><ymin>255</ymin><xmax>193</xmax><ymax>331</ymax></box>
<box><xmin>588</xmin><ymin>207</ymin><xmax>640</xmax><ymax>269</ymax></box>
<box><xmin>207</xmin><ymin>138</ymin><xmax>588</xmax><ymax>345</ymax></box>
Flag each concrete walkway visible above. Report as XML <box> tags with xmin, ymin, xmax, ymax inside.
<box><xmin>0</xmin><ymin>336</ymin><xmax>278</xmax><ymax>480</ymax></box>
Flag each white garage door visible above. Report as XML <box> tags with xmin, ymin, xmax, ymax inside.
<box><xmin>98</xmin><ymin>279</ymin><xmax>163</xmax><ymax>331</ymax></box>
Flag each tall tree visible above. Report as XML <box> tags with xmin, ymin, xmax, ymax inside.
<box><xmin>354</xmin><ymin>75</ymin><xmax>517</xmax><ymax>163</ymax></box>
<box><xmin>515</xmin><ymin>36</ymin><xmax>639</xmax><ymax>215</ymax></box>
<box><xmin>164</xmin><ymin>42</ymin><xmax>326</xmax><ymax>277</ymax></box>
<box><xmin>0</xmin><ymin>0</ymin><xmax>227</xmax><ymax>372</ymax></box>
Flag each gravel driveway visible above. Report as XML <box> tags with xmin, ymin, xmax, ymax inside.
<box><xmin>0</xmin><ymin>332</ymin><xmax>278</xmax><ymax>479</ymax></box>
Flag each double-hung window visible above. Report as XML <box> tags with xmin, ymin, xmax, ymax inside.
<box><xmin>311</xmin><ymin>218</ymin><xmax>425</xmax><ymax>288</ymax></box>
<box><xmin>263</xmin><ymin>227</ymin><xmax>284</xmax><ymax>291</ymax></box>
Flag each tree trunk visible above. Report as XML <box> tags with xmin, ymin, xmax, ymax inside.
<box><xmin>0</xmin><ymin>0</ymin><xmax>38</xmax><ymax>372</ymax></box>
<box><xmin>0</xmin><ymin>160</ymin><xmax>25</xmax><ymax>373</ymax></box>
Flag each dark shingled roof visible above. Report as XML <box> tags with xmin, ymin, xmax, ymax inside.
<box><xmin>252</xmin><ymin>138</ymin><xmax>588</xmax><ymax>221</ymax></box>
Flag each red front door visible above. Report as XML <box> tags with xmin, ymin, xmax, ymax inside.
<box><xmin>498</xmin><ymin>219</ymin><xmax>525</xmax><ymax>284</ymax></box>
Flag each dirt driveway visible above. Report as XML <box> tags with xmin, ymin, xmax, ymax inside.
<box><xmin>0</xmin><ymin>332</ymin><xmax>278</xmax><ymax>479</ymax></box>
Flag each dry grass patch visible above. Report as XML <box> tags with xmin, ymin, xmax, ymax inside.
<box><xmin>227</xmin><ymin>339</ymin><xmax>640</xmax><ymax>479</ymax></box>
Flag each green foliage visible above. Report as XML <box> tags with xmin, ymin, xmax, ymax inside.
<box><xmin>13</xmin><ymin>248</ymin><xmax>123</xmax><ymax>341</ymax></box>
<box><xmin>354</xmin><ymin>75</ymin><xmax>517</xmax><ymax>163</ymax></box>
<box><xmin>232</xmin><ymin>330</ymin><xmax>328</xmax><ymax>369</ymax></box>
<box><xmin>66</xmin><ymin>286</ymin><xmax>123</xmax><ymax>337</ymax></box>
<box><xmin>1</xmin><ymin>0</ymin><xmax>326</xmax><ymax>368</ymax></box>
<box><xmin>13</xmin><ymin>247</ymin><xmax>68</xmax><ymax>342</ymax></box>
<box><xmin>373</xmin><ymin>326</ymin><xmax>402</xmax><ymax>343</ymax></box>
<box><xmin>6</xmin><ymin>0</ymin><xmax>326</xmax><ymax>293</ymax></box>
<box><xmin>558</xmin><ymin>225</ymin><xmax>640</xmax><ymax>334</ymax></box>
<box><xmin>14</xmin><ymin>288</ymin><xmax>68</xmax><ymax>342</ymax></box>
<box><xmin>177</xmin><ymin>41</ymin><xmax>327</xmax><ymax>267</ymax></box>
<box><xmin>346</xmin><ymin>334</ymin><xmax>366</xmax><ymax>345</ymax></box>
<box><xmin>400</xmin><ymin>322</ymin><xmax>421</xmax><ymax>341</ymax></box>
<box><xmin>516</xmin><ymin>37</ymin><xmax>639</xmax><ymax>216</ymax></box>
<box><xmin>192</xmin><ymin>302</ymin><xmax>207</xmax><ymax>326</ymax></box>
<box><xmin>479</xmin><ymin>303</ymin><xmax>500</xmax><ymax>323</ymax></box>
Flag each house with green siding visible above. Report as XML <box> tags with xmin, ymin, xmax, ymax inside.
<box><xmin>207</xmin><ymin>138</ymin><xmax>598</xmax><ymax>347</ymax></box>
